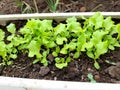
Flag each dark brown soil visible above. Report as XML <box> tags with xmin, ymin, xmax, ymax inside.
<box><xmin>0</xmin><ymin>0</ymin><xmax>120</xmax><ymax>83</ymax></box>
<box><xmin>0</xmin><ymin>0</ymin><xmax>120</xmax><ymax>14</ymax></box>
<box><xmin>1</xmin><ymin>47</ymin><xmax>120</xmax><ymax>83</ymax></box>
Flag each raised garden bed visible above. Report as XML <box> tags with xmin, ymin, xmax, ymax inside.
<box><xmin>0</xmin><ymin>12</ymin><xmax>120</xmax><ymax>90</ymax></box>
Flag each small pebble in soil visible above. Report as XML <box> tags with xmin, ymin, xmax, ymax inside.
<box><xmin>105</xmin><ymin>62</ymin><xmax>120</xmax><ymax>80</ymax></box>
<box><xmin>54</xmin><ymin>77</ymin><xmax>57</xmax><ymax>80</ymax></box>
<box><xmin>87</xmin><ymin>68</ymin><xmax>93</xmax><ymax>72</ymax></box>
<box><xmin>33</xmin><ymin>64</ymin><xmax>40</xmax><ymax>71</ymax></box>
<box><xmin>87</xmin><ymin>68</ymin><xmax>96</xmax><ymax>74</ymax></box>
<box><xmin>51</xmin><ymin>71</ymin><xmax>55</xmax><ymax>74</ymax></box>
<box><xmin>80</xmin><ymin>7</ymin><xmax>87</xmax><ymax>12</ymax></box>
<box><xmin>70</xmin><ymin>53</ymin><xmax>74</xmax><ymax>57</ymax></box>
<box><xmin>39</xmin><ymin>66</ymin><xmax>50</xmax><ymax>76</ymax></box>
<box><xmin>47</xmin><ymin>54</ymin><xmax>54</xmax><ymax>62</ymax></box>
<box><xmin>64</xmin><ymin>67</ymin><xmax>79</xmax><ymax>79</ymax></box>
<box><xmin>94</xmin><ymin>74</ymin><xmax>100</xmax><ymax>80</ymax></box>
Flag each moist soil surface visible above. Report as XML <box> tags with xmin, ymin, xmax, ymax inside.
<box><xmin>0</xmin><ymin>0</ymin><xmax>120</xmax><ymax>83</ymax></box>
<box><xmin>0</xmin><ymin>0</ymin><xmax>120</xmax><ymax>14</ymax></box>
<box><xmin>1</xmin><ymin>46</ymin><xmax>120</xmax><ymax>83</ymax></box>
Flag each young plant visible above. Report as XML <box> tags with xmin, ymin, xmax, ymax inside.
<box><xmin>55</xmin><ymin>56</ymin><xmax>71</xmax><ymax>69</ymax></box>
<box><xmin>45</xmin><ymin>0</ymin><xmax>59</xmax><ymax>12</ymax></box>
<box><xmin>22</xmin><ymin>1</ymin><xmax>32</xmax><ymax>14</ymax></box>
<box><xmin>6</xmin><ymin>23</ymin><xmax>19</xmax><ymax>60</ymax></box>
<box><xmin>82</xmin><ymin>12</ymin><xmax>120</xmax><ymax>69</ymax></box>
<box><xmin>19</xmin><ymin>19</ymin><xmax>55</xmax><ymax>66</ymax></box>
<box><xmin>0</xmin><ymin>29</ymin><xmax>7</xmax><ymax>65</ymax></box>
<box><xmin>87</xmin><ymin>73</ymin><xmax>96</xmax><ymax>83</ymax></box>
<box><xmin>117</xmin><ymin>24</ymin><xmax>120</xmax><ymax>41</ymax></box>
<box><xmin>14</xmin><ymin>0</ymin><xmax>24</xmax><ymax>11</ymax></box>
<box><xmin>0</xmin><ymin>27</ymin><xmax>16</xmax><ymax>65</ymax></box>
<box><xmin>14</xmin><ymin>0</ymin><xmax>32</xmax><ymax>13</ymax></box>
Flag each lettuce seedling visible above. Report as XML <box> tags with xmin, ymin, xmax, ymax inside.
<box><xmin>52</xmin><ymin>46</ymin><xmax>60</xmax><ymax>57</ymax></box>
<box><xmin>0</xmin><ymin>29</ymin><xmax>13</xmax><ymax>65</ymax></box>
<box><xmin>87</xmin><ymin>73</ymin><xmax>96</xmax><ymax>83</ymax></box>
<box><xmin>19</xmin><ymin>19</ymin><xmax>55</xmax><ymax>65</ymax></box>
<box><xmin>82</xmin><ymin>12</ymin><xmax>120</xmax><ymax>69</ymax></box>
<box><xmin>55</xmin><ymin>56</ymin><xmax>71</xmax><ymax>69</ymax></box>
<box><xmin>6</xmin><ymin>23</ymin><xmax>18</xmax><ymax>59</ymax></box>
<box><xmin>0</xmin><ymin>29</ymin><xmax>7</xmax><ymax>64</ymax></box>
<box><xmin>117</xmin><ymin>24</ymin><xmax>120</xmax><ymax>41</ymax></box>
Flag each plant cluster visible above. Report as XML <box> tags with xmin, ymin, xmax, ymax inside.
<box><xmin>45</xmin><ymin>0</ymin><xmax>59</xmax><ymax>12</ymax></box>
<box><xmin>14</xmin><ymin>0</ymin><xmax>38</xmax><ymax>13</ymax></box>
<box><xmin>14</xmin><ymin>0</ymin><xmax>59</xmax><ymax>13</ymax></box>
<box><xmin>0</xmin><ymin>12</ymin><xmax>120</xmax><ymax>69</ymax></box>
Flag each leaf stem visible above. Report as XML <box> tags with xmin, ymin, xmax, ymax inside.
<box><xmin>33</xmin><ymin>0</ymin><xmax>39</xmax><ymax>13</ymax></box>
